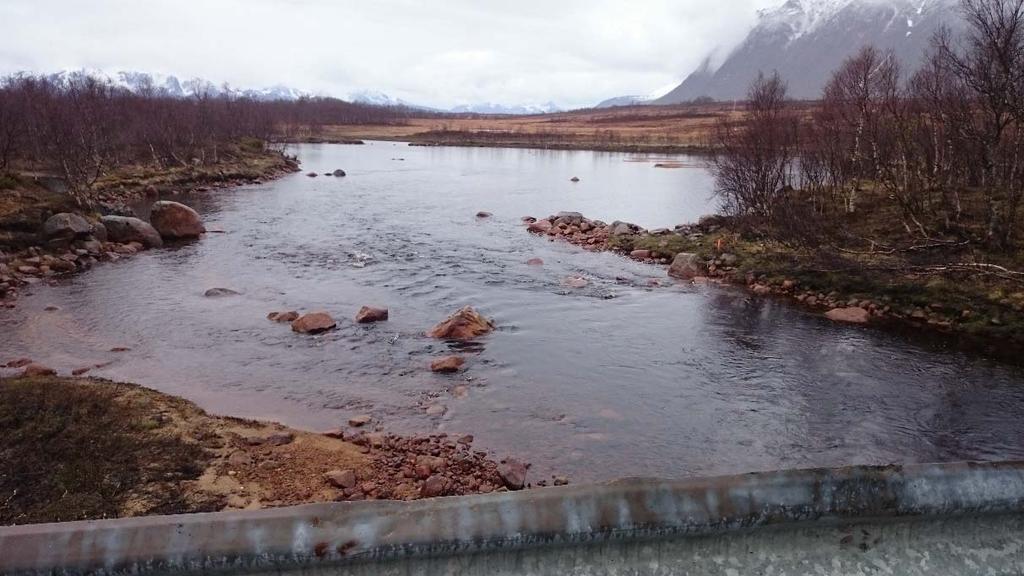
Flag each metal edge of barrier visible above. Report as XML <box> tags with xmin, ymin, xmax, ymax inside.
<box><xmin>2</xmin><ymin>460</ymin><xmax>1024</xmax><ymax>575</ymax></box>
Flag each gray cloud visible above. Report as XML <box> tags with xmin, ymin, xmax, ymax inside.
<box><xmin>0</xmin><ymin>0</ymin><xmax>778</xmax><ymax>108</ymax></box>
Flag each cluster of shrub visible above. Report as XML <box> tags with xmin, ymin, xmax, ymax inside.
<box><xmin>0</xmin><ymin>72</ymin><xmax>419</xmax><ymax>204</ymax></box>
<box><xmin>714</xmin><ymin>0</ymin><xmax>1024</xmax><ymax>252</ymax></box>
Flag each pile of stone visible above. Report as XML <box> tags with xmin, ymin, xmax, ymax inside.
<box><xmin>324</xmin><ymin>428</ymin><xmax>534</xmax><ymax>500</ymax></box>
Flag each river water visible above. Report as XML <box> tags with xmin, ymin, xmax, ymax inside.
<box><xmin>3</xmin><ymin>142</ymin><xmax>1024</xmax><ymax>483</ymax></box>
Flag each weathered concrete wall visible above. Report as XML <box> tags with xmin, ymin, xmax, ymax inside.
<box><xmin>2</xmin><ymin>461</ymin><xmax>1024</xmax><ymax>575</ymax></box>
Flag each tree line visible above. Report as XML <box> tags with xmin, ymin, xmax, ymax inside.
<box><xmin>713</xmin><ymin>0</ymin><xmax>1024</xmax><ymax>252</ymax></box>
<box><xmin>0</xmin><ymin>72</ymin><xmax>421</xmax><ymax>204</ymax></box>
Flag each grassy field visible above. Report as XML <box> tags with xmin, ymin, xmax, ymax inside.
<box><xmin>296</xmin><ymin>102</ymin><xmax>806</xmax><ymax>153</ymax></box>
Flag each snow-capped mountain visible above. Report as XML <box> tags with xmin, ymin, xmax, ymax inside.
<box><xmin>348</xmin><ymin>89</ymin><xmax>423</xmax><ymax>108</ymax></box>
<box><xmin>656</xmin><ymin>0</ymin><xmax>959</xmax><ymax>103</ymax></box>
<box><xmin>47</xmin><ymin>69</ymin><xmax>310</xmax><ymax>101</ymax></box>
<box><xmin>449</xmin><ymin>102</ymin><xmax>562</xmax><ymax>115</ymax></box>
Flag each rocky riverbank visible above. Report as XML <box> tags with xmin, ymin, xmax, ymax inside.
<box><xmin>0</xmin><ymin>375</ymin><xmax>546</xmax><ymax>526</ymax></box>
<box><xmin>0</xmin><ymin>147</ymin><xmax>300</xmax><ymax>307</ymax></box>
<box><xmin>526</xmin><ymin>211</ymin><xmax>1024</xmax><ymax>357</ymax></box>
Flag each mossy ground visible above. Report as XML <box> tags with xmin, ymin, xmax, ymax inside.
<box><xmin>0</xmin><ymin>376</ymin><xmax>218</xmax><ymax>525</ymax></box>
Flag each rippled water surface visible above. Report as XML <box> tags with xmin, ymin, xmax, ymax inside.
<box><xmin>4</xmin><ymin>142</ymin><xmax>1024</xmax><ymax>483</ymax></box>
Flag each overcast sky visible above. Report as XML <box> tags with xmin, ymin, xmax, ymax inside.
<box><xmin>0</xmin><ymin>0</ymin><xmax>779</xmax><ymax>109</ymax></box>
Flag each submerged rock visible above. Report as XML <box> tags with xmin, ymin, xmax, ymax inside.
<box><xmin>668</xmin><ymin>253</ymin><xmax>707</xmax><ymax>280</ymax></box>
<box><xmin>430</xmin><ymin>355</ymin><xmax>465</xmax><ymax>374</ymax></box>
<box><xmin>291</xmin><ymin>312</ymin><xmax>337</xmax><ymax>334</ymax></box>
<box><xmin>100</xmin><ymin>216</ymin><xmax>163</xmax><ymax>248</ymax></box>
<box><xmin>22</xmin><ymin>363</ymin><xmax>56</xmax><ymax>377</ymax></box>
<box><xmin>427</xmin><ymin>306</ymin><xmax>495</xmax><ymax>341</ymax></box>
<box><xmin>355</xmin><ymin>306</ymin><xmax>389</xmax><ymax>324</ymax></box>
<box><xmin>333</xmin><ymin>169</ymin><xmax>347</xmax><ymax>177</ymax></box>
<box><xmin>526</xmin><ymin>258</ymin><xmax>544</xmax><ymax>266</ymax></box>
<box><xmin>150</xmin><ymin>201</ymin><xmax>206</xmax><ymax>239</ymax></box>
<box><xmin>204</xmin><ymin>288</ymin><xmax>240</xmax><ymax>297</ymax></box>
<box><xmin>476</xmin><ymin>211</ymin><xmax>492</xmax><ymax>218</ymax></box>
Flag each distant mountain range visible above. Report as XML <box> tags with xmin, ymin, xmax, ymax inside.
<box><xmin>47</xmin><ymin>70</ymin><xmax>310</xmax><ymax>102</ymax></box>
<box><xmin>654</xmin><ymin>0</ymin><xmax>959</xmax><ymax>103</ymax></box>
<box><xmin>47</xmin><ymin>70</ymin><xmax>562</xmax><ymax>115</ymax></box>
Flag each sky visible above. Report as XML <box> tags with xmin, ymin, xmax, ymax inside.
<box><xmin>0</xmin><ymin>0</ymin><xmax>779</xmax><ymax>109</ymax></box>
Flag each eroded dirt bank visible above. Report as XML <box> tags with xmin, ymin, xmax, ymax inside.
<box><xmin>0</xmin><ymin>376</ymin><xmax>539</xmax><ymax>526</ymax></box>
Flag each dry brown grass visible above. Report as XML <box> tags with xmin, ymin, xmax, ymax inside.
<box><xmin>310</xmin><ymin>103</ymin><xmax>777</xmax><ymax>152</ymax></box>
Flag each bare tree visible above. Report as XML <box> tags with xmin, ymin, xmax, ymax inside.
<box><xmin>712</xmin><ymin>72</ymin><xmax>799</xmax><ymax>220</ymax></box>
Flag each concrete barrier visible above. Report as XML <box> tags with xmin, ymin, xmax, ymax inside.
<box><xmin>2</xmin><ymin>461</ymin><xmax>1024</xmax><ymax>575</ymax></box>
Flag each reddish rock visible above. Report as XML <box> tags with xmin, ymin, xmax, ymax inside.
<box><xmin>630</xmin><ymin>249</ymin><xmax>652</xmax><ymax>260</ymax></box>
<box><xmin>527</xmin><ymin>220</ymin><xmax>553</xmax><ymax>234</ymax></box>
<box><xmin>430</xmin><ymin>355</ymin><xmax>465</xmax><ymax>374</ymax></box>
<box><xmin>751</xmin><ymin>284</ymin><xmax>772</xmax><ymax>296</ymax></box>
<box><xmin>355</xmin><ymin>306</ymin><xmax>389</xmax><ymax>324</ymax></box>
<box><xmin>526</xmin><ymin>258</ymin><xmax>544</xmax><ymax>266</ymax></box>
<box><xmin>291</xmin><ymin>312</ymin><xmax>337</xmax><ymax>334</ymax></box>
<box><xmin>22</xmin><ymin>363</ymin><xmax>56</xmax><ymax>377</ymax></box>
<box><xmin>825</xmin><ymin>307</ymin><xmax>871</xmax><ymax>324</ymax></box>
<box><xmin>325</xmin><ymin>469</ymin><xmax>357</xmax><ymax>489</ymax></box>
<box><xmin>427</xmin><ymin>306</ymin><xmax>494</xmax><ymax>341</ymax></box>
<box><xmin>420</xmin><ymin>475</ymin><xmax>448</xmax><ymax>498</ymax></box>
<box><xmin>268</xmin><ymin>311</ymin><xmax>300</xmax><ymax>323</ymax></box>
<box><xmin>150</xmin><ymin>201</ymin><xmax>206</xmax><ymax>239</ymax></box>
<box><xmin>498</xmin><ymin>459</ymin><xmax>528</xmax><ymax>490</ymax></box>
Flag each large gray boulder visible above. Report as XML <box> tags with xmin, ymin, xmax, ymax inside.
<box><xmin>668</xmin><ymin>253</ymin><xmax>707</xmax><ymax>280</ymax></box>
<box><xmin>100</xmin><ymin>216</ymin><xmax>163</xmax><ymax>249</ymax></box>
<box><xmin>42</xmin><ymin>213</ymin><xmax>92</xmax><ymax>240</ymax></box>
<box><xmin>607</xmin><ymin>221</ymin><xmax>636</xmax><ymax>236</ymax></box>
<box><xmin>149</xmin><ymin>201</ymin><xmax>205</xmax><ymax>239</ymax></box>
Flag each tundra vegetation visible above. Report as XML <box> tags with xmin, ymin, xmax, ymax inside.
<box><xmin>706</xmin><ymin>0</ymin><xmax>1024</xmax><ymax>347</ymax></box>
<box><xmin>0</xmin><ymin>72</ymin><xmax>417</xmax><ymax>207</ymax></box>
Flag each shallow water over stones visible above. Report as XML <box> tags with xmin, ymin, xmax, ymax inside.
<box><xmin>3</xmin><ymin>142</ymin><xmax>1024</xmax><ymax>484</ymax></box>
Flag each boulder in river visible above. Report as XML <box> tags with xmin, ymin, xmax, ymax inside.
<box><xmin>668</xmin><ymin>253</ymin><xmax>707</xmax><ymax>280</ymax></box>
<box><xmin>204</xmin><ymin>288</ymin><xmax>240</xmax><ymax>298</ymax></box>
<box><xmin>570</xmin><ymin>177</ymin><xmax>580</xmax><ymax>183</ymax></box>
<box><xmin>526</xmin><ymin>258</ymin><xmax>544</xmax><ymax>266</ymax></box>
<box><xmin>307</xmin><ymin>172</ymin><xmax>318</xmax><ymax>178</ymax></box>
<box><xmin>150</xmin><ymin>201</ymin><xmax>206</xmax><ymax>239</ymax></box>
<box><xmin>430</xmin><ymin>355</ymin><xmax>465</xmax><ymax>374</ymax></box>
<box><xmin>291</xmin><ymin>312</ymin><xmax>337</xmax><ymax>334</ymax></box>
<box><xmin>268</xmin><ymin>311</ymin><xmax>300</xmax><ymax>323</ymax></box>
<box><xmin>825</xmin><ymin>307</ymin><xmax>871</xmax><ymax>324</ymax></box>
<box><xmin>100</xmin><ymin>216</ymin><xmax>164</xmax><ymax>249</ymax></box>
<box><xmin>527</xmin><ymin>220</ymin><xmax>553</xmax><ymax>234</ymax></box>
<box><xmin>333</xmin><ymin>169</ymin><xmax>347</xmax><ymax>177</ymax></box>
<box><xmin>476</xmin><ymin>211</ymin><xmax>492</xmax><ymax>218</ymax></box>
<box><xmin>355</xmin><ymin>306</ymin><xmax>389</xmax><ymax>324</ymax></box>
<box><xmin>427</xmin><ymin>306</ymin><xmax>494</xmax><ymax>341</ymax></box>
<box><xmin>43</xmin><ymin>213</ymin><xmax>92</xmax><ymax>240</ymax></box>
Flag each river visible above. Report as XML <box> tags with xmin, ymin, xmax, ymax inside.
<box><xmin>3</xmin><ymin>141</ymin><xmax>1024</xmax><ymax>483</ymax></box>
